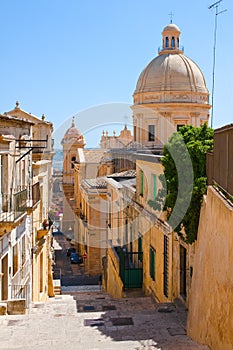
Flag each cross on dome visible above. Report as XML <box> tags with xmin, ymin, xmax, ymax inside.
<box><xmin>169</xmin><ymin>11</ymin><xmax>174</xmax><ymax>23</ymax></box>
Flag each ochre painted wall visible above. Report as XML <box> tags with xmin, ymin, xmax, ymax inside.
<box><xmin>107</xmin><ymin>248</ymin><xmax>124</xmax><ymax>298</ymax></box>
<box><xmin>187</xmin><ymin>186</ymin><xmax>233</xmax><ymax>350</ymax></box>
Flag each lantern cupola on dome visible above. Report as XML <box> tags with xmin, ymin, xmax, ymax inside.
<box><xmin>159</xmin><ymin>23</ymin><xmax>183</xmax><ymax>55</ymax></box>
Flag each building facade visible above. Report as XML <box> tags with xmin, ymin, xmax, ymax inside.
<box><xmin>100</xmin><ymin>126</ymin><xmax>133</xmax><ymax>149</ymax></box>
<box><xmin>0</xmin><ymin>103</ymin><xmax>54</xmax><ymax>313</ymax></box>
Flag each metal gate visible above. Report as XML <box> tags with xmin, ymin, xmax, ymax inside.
<box><xmin>119</xmin><ymin>251</ymin><xmax>143</xmax><ymax>289</ymax></box>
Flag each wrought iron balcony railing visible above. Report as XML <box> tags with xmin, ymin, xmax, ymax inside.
<box><xmin>0</xmin><ymin>189</ymin><xmax>27</xmax><ymax>223</ymax></box>
<box><xmin>0</xmin><ymin>182</ymin><xmax>41</xmax><ymax>224</ymax></box>
<box><xmin>0</xmin><ymin>189</ymin><xmax>28</xmax><ymax>222</ymax></box>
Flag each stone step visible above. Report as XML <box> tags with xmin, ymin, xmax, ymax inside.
<box><xmin>123</xmin><ymin>288</ymin><xmax>145</xmax><ymax>298</ymax></box>
<box><xmin>49</xmin><ymin>294</ymin><xmax>75</xmax><ymax>302</ymax></box>
<box><xmin>53</xmin><ymin>279</ymin><xmax>61</xmax><ymax>294</ymax></box>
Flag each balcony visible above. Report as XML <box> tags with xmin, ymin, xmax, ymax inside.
<box><xmin>158</xmin><ymin>45</ymin><xmax>184</xmax><ymax>53</ymax></box>
<box><xmin>0</xmin><ymin>190</ymin><xmax>28</xmax><ymax>233</ymax></box>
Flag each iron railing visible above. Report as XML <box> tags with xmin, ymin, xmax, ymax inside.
<box><xmin>0</xmin><ymin>189</ymin><xmax>27</xmax><ymax>222</ymax></box>
<box><xmin>11</xmin><ymin>284</ymin><xmax>30</xmax><ymax>308</ymax></box>
<box><xmin>114</xmin><ymin>246</ymin><xmax>143</xmax><ymax>289</ymax></box>
<box><xmin>0</xmin><ymin>182</ymin><xmax>41</xmax><ymax>222</ymax></box>
<box><xmin>207</xmin><ymin>124</ymin><xmax>233</xmax><ymax>197</ymax></box>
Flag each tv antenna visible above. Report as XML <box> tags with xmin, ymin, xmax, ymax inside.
<box><xmin>208</xmin><ymin>0</ymin><xmax>227</xmax><ymax>128</ymax></box>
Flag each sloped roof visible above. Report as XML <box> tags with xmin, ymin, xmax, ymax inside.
<box><xmin>5</xmin><ymin>102</ymin><xmax>52</xmax><ymax>125</ymax></box>
<box><xmin>83</xmin><ymin>149</ymin><xmax>106</xmax><ymax>163</ymax></box>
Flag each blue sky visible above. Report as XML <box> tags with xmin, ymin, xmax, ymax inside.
<box><xmin>0</xmin><ymin>0</ymin><xmax>232</xmax><ymax>147</ymax></box>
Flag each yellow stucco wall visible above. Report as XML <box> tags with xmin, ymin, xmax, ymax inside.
<box><xmin>142</xmin><ymin>225</ymin><xmax>172</xmax><ymax>302</ymax></box>
<box><xmin>107</xmin><ymin>247</ymin><xmax>124</xmax><ymax>298</ymax></box>
<box><xmin>187</xmin><ymin>186</ymin><xmax>233</xmax><ymax>350</ymax></box>
<box><xmin>135</xmin><ymin>159</ymin><xmax>173</xmax><ymax>302</ymax></box>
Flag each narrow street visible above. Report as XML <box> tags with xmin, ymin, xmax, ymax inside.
<box><xmin>0</xmin><ymin>232</ymin><xmax>210</xmax><ymax>350</ymax></box>
<box><xmin>52</xmin><ymin>230</ymin><xmax>99</xmax><ymax>288</ymax></box>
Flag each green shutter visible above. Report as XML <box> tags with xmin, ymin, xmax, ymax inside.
<box><xmin>163</xmin><ymin>236</ymin><xmax>168</xmax><ymax>297</ymax></box>
<box><xmin>150</xmin><ymin>247</ymin><xmax>156</xmax><ymax>281</ymax></box>
<box><xmin>141</xmin><ymin>171</ymin><xmax>144</xmax><ymax>196</ymax></box>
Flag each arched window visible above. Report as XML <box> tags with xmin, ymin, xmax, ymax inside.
<box><xmin>71</xmin><ymin>156</ymin><xmax>76</xmax><ymax>169</ymax></box>
<box><xmin>171</xmin><ymin>37</ymin><xmax>175</xmax><ymax>47</ymax></box>
<box><xmin>165</xmin><ymin>37</ymin><xmax>169</xmax><ymax>48</ymax></box>
<box><xmin>177</xmin><ymin>38</ymin><xmax>179</xmax><ymax>48</ymax></box>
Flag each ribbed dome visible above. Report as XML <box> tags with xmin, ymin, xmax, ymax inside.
<box><xmin>64</xmin><ymin>125</ymin><xmax>82</xmax><ymax>138</ymax></box>
<box><xmin>134</xmin><ymin>22</ymin><xmax>209</xmax><ymax>103</ymax></box>
<box><xmin>135</xmin><ymin>53</ymin><xmax>208</xmax><ymax>95</ymax></box>
<box><xmin>61</xmin><ymin>117</ymin><xmax>85</xmax><ymax>145</ymax></box>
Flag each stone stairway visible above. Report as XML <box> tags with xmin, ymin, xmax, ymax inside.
<box><xmin>2</xmin><ymin>291</ymin><xmax>209</xmax><ymax>350</ymax></box>
<box><xmin>53</xmin><ymin>279</ymin><xmax>61</xmax><ymax>295</ymax></box>
<box><xmin>29</xmin><ymin>294</ymin><xmax>77</xmax><ymax>316</ymax></box>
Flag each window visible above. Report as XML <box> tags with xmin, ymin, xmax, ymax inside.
<box><xmin>140</xmin><ymin>170</ymin><xmax>144</xmax><ymax>196</ymax></box>
<box><xmin>71</xmin><ymin>156</ymin><xmax>76</xmax><ymax>169</ymax></box>
<box><xmin>153</xmin><ymin>174</ymin><xmax>157</xmax><ymax>201</ymax></box>
<box><xmin>180</xmin><ymin>245</ymin><xmax>187</xmax><ymax>298</ymax></box>
<box><xmin>177</xmin><ymin>124</ymin><xmax>185</xmax><ymax>131</ymax></box>
<box><xmin>171</xmin><ymin>36</ymin><xmax>175</xmax><ymax>47</ymax></box>
<box><xmin>138</xmin><ymin>234</ymin><xmax>142</xmax><ymax>262</ymax></box>
<box><xmin>21</xmin><ymin>235</ymin><xmax>26</xmax><ymax>266</ymax></box>
<box><xmin>150</xmin><ymin>246</ymin><xmax>156</xmax><ymax>281</ymax></box>
<box><xmin>165</xmin><ymin>37</ymin><xmax>169</xmax><ymax>47</ymax></box>
<box><xmin>148</xmin><ymin>125</ymin><xmax>155</xmax><ymax>142</ymax></box>
<box><xmin>13</xmin><ymin>244</ymin><xmax>18</xmax><ymax>276</ymax></box>
<box><xmin>133</xmin><ymin>125</ymin><xmax>136</xmax><ymax>141</ymax></box>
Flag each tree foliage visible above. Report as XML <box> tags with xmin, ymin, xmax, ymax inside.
<box><xmin>158</xmin><ymin>124</ymin><xmax>214</xmax><ymax>244</ymax></box>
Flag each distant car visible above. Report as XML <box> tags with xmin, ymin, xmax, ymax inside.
<box><xmin>70</xmin><ymin>252</ymin><xmax>83</xmax><ymax>264</ymax></box>
<box><xmin>67</xmin><ymin>247</ymin><xmax>76</xmax><ymax>257</ymax></box>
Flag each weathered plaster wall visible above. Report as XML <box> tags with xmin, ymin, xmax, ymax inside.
<box><xmin>187</xmin><ymin>186</ymin><xmax>233</xmax><ymax>350</ymax></box>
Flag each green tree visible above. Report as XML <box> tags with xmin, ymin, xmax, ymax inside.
<box><xmin>158</xmin><ymin>124</ymin><xmax>214</xmax><ymax>244</ymax></box>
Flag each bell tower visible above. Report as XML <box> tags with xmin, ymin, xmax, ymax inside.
<box><xmin>61</xmin><ymin>117</ymin><xmax>85</xmax><ymax>185</ymax></box>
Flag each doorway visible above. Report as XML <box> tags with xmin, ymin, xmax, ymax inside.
<box><xmin>180</xmin><ymin>245</ymin><xmax>187</xmax><ymax>299</ymax></box>
<box><xmin>1</xmin><ymin>254</ymin><xmax>8</xmax><ymax>300</ymax></box>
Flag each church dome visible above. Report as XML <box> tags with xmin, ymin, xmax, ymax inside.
<box><xmin>135</xmin><ymin>54</ymin><xmax>208</xmax><ymax>94</ymax></box>
<box><xmin>61</xmin><ymin>117</ymin><xmax>85</xmax><ymax>145</ymax></box>
<box><xmin>163</xmin><ymin>23</ymin><xmax>180</xmax><ymax>33</ymax></box>
<box><xmin>134</xmin><ymin>23</ymin><xmax>209</xmax><ymax>103</ymax></box>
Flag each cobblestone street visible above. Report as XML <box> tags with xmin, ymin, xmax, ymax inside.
<box><xmin>0</xmin><ymin>233</ymin><xmax>210</xmax><ymax>350</ymax></box>
<box><xmin>0</xmin><ymin>290</ymin><xmax>210</xmax><ymax>350</ymax></box>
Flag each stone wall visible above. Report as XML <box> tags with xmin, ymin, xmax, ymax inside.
<box><xmin>187</xmin><ymin>186</ymin><xmax>233</xmax><ymax>350</ymax></box>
